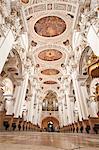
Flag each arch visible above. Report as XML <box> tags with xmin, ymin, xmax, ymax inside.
<box><xmin>41</xmin><ymin>89</ymin><xmax>59</xmax><ymax>101</ymax></box>
<box><xmin>79</xmin><ymin>46</ymin><xmax>93</xmax><ymax>75</ymax></box>
<box><xmin>41</xmin><ymin>116</ymin><xmax>59</xmax><ymax>128</ymax></box>
<box><xmin>43</xmin><ymin>90</ymin><xmax>57</xmax><ymax>101</ymax></box>
<box><xmin>1</xmin><ymin>48</ymin><xmax>23</xmax><ymax>79</ymax></box>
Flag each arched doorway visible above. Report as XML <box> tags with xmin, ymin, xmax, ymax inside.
<box><xmin>47</xmin><ymin>121</ymin><xmax>54</xmax><ymax>132</ymax></box>
<box><xmin>41</xmin><ymin>116</ymin><xmax>59</xmax><ymax>132</ymax></box>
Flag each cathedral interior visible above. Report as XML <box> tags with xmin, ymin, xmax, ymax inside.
<box><xmin>0</xmin><ymin>0</ymin><xmax>99</xmax><ymax>150</ymax></box>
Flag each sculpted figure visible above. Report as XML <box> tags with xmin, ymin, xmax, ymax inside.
<box><xmin>0</xmin><ymin>88</ymin><xmax>5</xmax><ymax>111</ymax></box>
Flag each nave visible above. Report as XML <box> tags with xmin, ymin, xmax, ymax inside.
<box><xmin>0</xmin><ymin>0</ymin><xmax>99</xmax><ymax>149</ymax></box>
<box><xmin>0</xmin><ymin>132</ymin><xmax>99</xmax><ymax>150</ymax></box>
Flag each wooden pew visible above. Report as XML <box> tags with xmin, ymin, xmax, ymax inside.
<box><xmin>0</xmin><ymin>110</ymin><xmax>6</xmax><ymax>130</ymax></box>
<box><xmin>89</xmin><ymin>117</ymin><xmax>99</xmax><ymax>133</ymax></box>
<box><xmin>3</xmin><ymin>114</ymin><xmax>14</xmax><ymax>130</ymax></box>
<box><xmin>11</xmin><ymin>117</ymin><xmax>20</xmax><ymax>131</ymax></box>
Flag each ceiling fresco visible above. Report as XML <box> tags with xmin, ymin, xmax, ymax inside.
<box><xmin>41</xmin><ymin>69</ymin><xmax>60</xmax><ymax>75</ymax></box>
<box><xmin>21</xmin><ymin>0</ymin><xmax>29</xmax><ymax>4</ymax></box>
<box><xmin>38</xmin><ymin>49</ymin><xmax>62</xmax><ymax>61</ymax></box>
<box><xmin>34</xmin><ymin>16</ymin><xmax>66</xmax><ymax>37</ymax></box>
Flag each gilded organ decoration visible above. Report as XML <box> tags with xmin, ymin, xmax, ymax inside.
<box><xmin>42</xmin><ymin>90</ymin><xmax>58</xmax><ymax>111</ymax></box>
<box><xmin>38</xmin><ymin>49</ymin><xmax>62</xmax><ymax>61</ymax></box>
<box><xmin>90</xmin><ymin>78</ymin><xmax>99</xmax><ymax>102</ymax></box>
<box><xmin>88</xmin><ymin>55</ymin><xmax>99</xmax><ymax>78</ymax></box>
<box><xmin>34</xmin><ymin>16</ymin><xmax>66</xmax><ymax>37</ymax></box>
<box><xmin>41</xmin><ymin>69</ymin><xmax>60</xmax><ymax>75</ymax></box>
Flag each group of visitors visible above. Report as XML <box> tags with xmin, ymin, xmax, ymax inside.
<box><xmin>3</xmin><ymin>121</ymin><xmax>28</xmax><ymax>131</ymax></box>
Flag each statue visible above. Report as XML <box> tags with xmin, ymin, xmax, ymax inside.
<box><xmin>0</xmin><ymin>76</ymin><xmax>5</xmax><ymax>111</ymax></box>
<box><xmin>0</xmin><ymin>88</ymin><xmax>5</xmax><ymax>111</ymax></box>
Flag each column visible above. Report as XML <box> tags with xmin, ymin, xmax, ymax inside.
<box><xmin>65</xmin><ymin>92</ymin><xmax>73</xmax><ymax>124</ymax></box>
<box><xmin>13</xmin><ymin>84</ymin><xmax>22</xmax><ymax>117</ymax></box>
<box><xmin>72</xmin><ymin>73</ymin><xmax>90</xmax><ymax>120</ymax></box>
<box><xmin>14</xmin><ymin>72</ymin><xmax>28</xmax><ymax>118</ymax></box>
<box><xmin>90</xmin><ymin>101</ymin><xmax>98</xmax><ymax>117</ymax></box>
<box><xmin>62</xmin><ymin>96</ymin><xmax>67</xmax><ymax>126</ymax></box>
<box><xmin>5</xmin><ymin>96</ymin><xmax>14</xmax><ymax>115</ymax></box>
<box><xmin>27</xmin><ymin>100</ymin><xmax>31</xmax><ymax>122</ymax></box>
<box><xmin>72</xmin><ymin>72</ymin><xmax>83</xmax><ymax>121</ymax></box>
<box><xmin>22</xmin><ymin>110</ymin><xmax>27</xmax><ymax>121</ymax></box>
<box><xmin>79</xmin><ymin>76</ymin><xmax>90</xmax><ymax>118</ymax></box>
<box><xmin>37</xmin><ymin>102</ymin><xmax>42</xmax><ymax>126</ymax></box>
<box><xmin>58</xmin><ymin>100</ymin><xmax>63</xmax><ymax>127</ymax></box>
<box><xmin>34</xmin><ymin>105</ymin><xmax>38</xmax><ymax>125</ymax></box>
<box><xmin>69</xmin><ymin>96</ymin><xmax>75</xmax><ymax>123</ymax></box>
<box><xmin>33</xmin><ymin>92</ymin><xmax>39</xmax><ymax>125</ymax></box>
<box><xmin>27</xmin><ymin>87</ymin><xmax>36</xmax><ymax>123</ymax></box>
<box><xmin>19</xmin><ymin>72</ymin><xmax>28</xmax><ymax>117</ymax></box>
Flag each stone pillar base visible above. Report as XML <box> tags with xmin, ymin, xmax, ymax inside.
<box><xmin>74</xmin><ymin>122</ymin><xmax>78</xmax><ymax>133</ymax></box>
<box><xmin>77</xmin><ymin>121</ymin><xmax>82</xmax><ymax>133</ymax></box>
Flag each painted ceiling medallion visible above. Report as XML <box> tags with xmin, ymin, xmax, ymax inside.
<box><xmin>38</xmin><ymin>49</ymin><xmax>62</xmax><ymax>61</ymax></box>
<box><xmin>43</xmin><ymin>81</ymin><xmax>57</xmax><ymax>84</ymax></box>
<box><xmin>34</xmin><ymin>16</ymin><xmax>66</xmax><ymax>37</ymax></box>
<box><xmin>41</xmin><ymin>69</ymin><xmax>60</xmax><ymax>75</ymax></box>
<box><xmin>21</xmin><ymin>0</ymin><xmax>29</xmax><ymax>4</ymax></box>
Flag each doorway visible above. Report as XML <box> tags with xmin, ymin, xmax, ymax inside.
<box><xmin>47</xmin><ymin>121</ymin><xmax>54</xmax><ymax>132</ymax></box>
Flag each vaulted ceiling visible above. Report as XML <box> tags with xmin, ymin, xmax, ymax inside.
<box><xmin>19</xmin><ymin>0</ymin><xmax>80</xmax><ymax>98</ymax></box>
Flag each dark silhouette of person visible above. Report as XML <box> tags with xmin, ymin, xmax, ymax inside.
<box><xmin>80</xmin><ymin>126</ymin><xmax>83</xmax><ymax>133</ymax></box>
<box><xmin>86</xmin><ymin>125</ymin><xmax>90</xmax><ymax>134</ymax></box>
<box><xmin>23</xmin><ymin>124</ymin><xmax>25</xmax><ymax>131</ymax></box>
<box><xmin>12</xmin><ymin>123</ymin><xmax>16</xmax><ymax>131</ymax></box>
<box><xmin>73</xmin><ymin>128</ymin><xmax>75</xmax><ymax>133</ymax></box>
<box><xmin>3</xmin><ymin>121</ymin><xmax>9</xmax><ymax>130</ymax></box>
<box><xmin>18</xmin><ymin>124</ymin><xmax>21</xmax><ymax>131</ymax></box>
<box><xmin>76</xmin><ymin>127</ymin><xmax>78</xmax><ymax>133</ymax></box>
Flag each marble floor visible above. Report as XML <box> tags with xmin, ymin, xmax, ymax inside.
<box><xmin>0</xmin><ymin>132</ymin><xmax>99</xmax><ymax>150</ymax></box>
